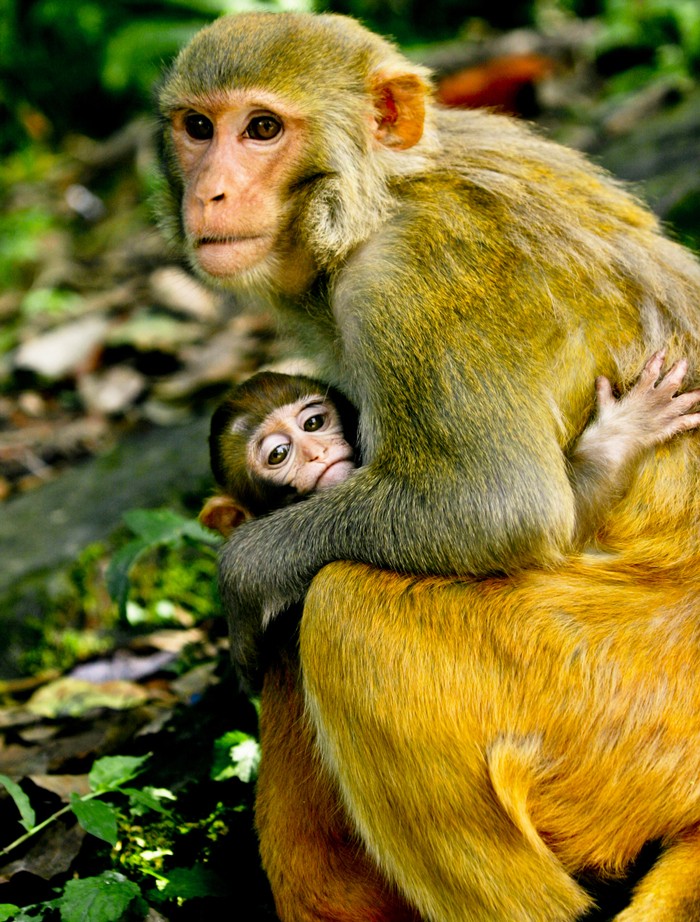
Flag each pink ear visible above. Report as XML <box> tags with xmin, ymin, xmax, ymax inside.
<box><xmin>371</xmin><ymin>74</ymin><xmax>427</xmax><ymax>150</ymax></box>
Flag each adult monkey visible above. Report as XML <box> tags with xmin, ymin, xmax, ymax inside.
<box><xmin>158</xmin><ymin>12</ymin><xmax>700</xmax><ymax>922</ymax></box>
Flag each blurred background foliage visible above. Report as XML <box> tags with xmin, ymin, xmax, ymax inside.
<box><xmin>1</xmin><ymin>0</ymin><xmax>699</xmax><ymax>155</ymax></box>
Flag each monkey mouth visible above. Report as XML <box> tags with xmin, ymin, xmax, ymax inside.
<box><xmin>193</xmin><ymin>234</ymin><xmax>274</xmax><ymax>277</ymax></box>
<box><xmin>195</xmin><ymin>234</ymin><xmax>263</xmax><ymax>246</ymax></box>
<box><xmin>315</xmin><ymin>457</ymin><xmax>355</xmax><ymax>491</ymax></box>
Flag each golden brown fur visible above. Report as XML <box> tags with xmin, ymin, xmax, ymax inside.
<box><xmin>301</xmin><ymin>553</ymin><xmax>700</xmax><ymax>921</ymax></box>
<box><xmin>257</xmin><ymin>646</ymin><xmax>420</xmax><ymax>922</ymax></box>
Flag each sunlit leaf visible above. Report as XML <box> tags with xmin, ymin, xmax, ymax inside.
<box><xmin>89</xmin><ymin>754</ymin><xmax>149</xmax><ymax>793</ymax></box>
<box><xmin>211</xmin><ymin>731</ymin><xmax>260</xmax><ymax>783</ymax></box>
<box><xmin>27</xmin><ymin>678</ymin><xmax>148</xmax><ymax>719</ymax></box>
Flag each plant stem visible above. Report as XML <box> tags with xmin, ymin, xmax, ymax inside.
<box><xmin>0</xmin><ymin>791</ymin><xmax>103</xmax><ymax>859</ymax></box>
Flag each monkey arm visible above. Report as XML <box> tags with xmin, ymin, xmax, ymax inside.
<box><xmin>219</xmin><ymin>385</ymin><xmax>576</xmax><ymax>667</ymax></box>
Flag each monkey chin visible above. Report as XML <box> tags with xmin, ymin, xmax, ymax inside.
<box><xmin>190</xmin><ymin>240</ymin><xmax>315</xmax><ymax>298</ymax></box>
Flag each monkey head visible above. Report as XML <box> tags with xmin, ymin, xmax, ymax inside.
<box><xmin>156</xmin><ymin>12</ymin><xmax>436</xmax><ymax>293</ymax></box>
<box><xmin>206</xmin><ymin>371</ymin><xmax>358</xmax><ymax>525</ymax></box>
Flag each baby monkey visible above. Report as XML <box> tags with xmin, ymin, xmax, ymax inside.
<box><xmin>201</xmin><ymin>352</ymin><xmax>700</xmax><ymax>541</ymax></box>
<box><xmin>201</xmin><ymin>371</ymin><xmax>359</xmax><ymax>536</ymax></box>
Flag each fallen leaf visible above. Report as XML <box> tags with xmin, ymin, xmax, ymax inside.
<box><xmin>27</xmin><ymin>678</ymin><xmax>149</xmax><ymax>719</ymax></box>
<box><xmin>69</xmin><ymin>650</ymin><xmax>176</xmax><ymax>684</ymax></box>
<box><xmin>28</xmin><ymin>774</ymin><xmax>91</xmax><ymax>801</ymax></box>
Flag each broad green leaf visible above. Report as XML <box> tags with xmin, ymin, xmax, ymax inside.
<box><xmin>70</xmin><ymin>795</ymin><xmax>119</xmax><ymax>846</ymax></box>
<box><xmin>89</xmin><ymin>754</ymin><xmax>149</xmax><ymax>793</ymax></box>
<box><xmin>105</xmin><ymin>538</ymin><xmax>150</xmax><ymax>615</ymax></box>
<box><xmin>124</xmin><ymin>507</ymin><xmax>220</xmax><ymax>546</ymax></box>
<box><xmin>58</xmin><ymin>872</ymin><xmax>141</xmax><ymax>922</ymax></box>
<box><xmin>0</xmin><ymin>774</ymin><xmax>35</xmax><ymax>832</ymax></box>
<box><xmin>21</xmin><ymin>287</ymin><xmax>84</xmax><ymax>318</ymax></box>
<box><xmin>107</xmin><ymin>509</ymin><xmax>220</xmax><ymax>614</ymax></box>
<box><xmin>211</xmin><ymin>731</ymin><xmax>260</xmax><ymax>783</ymax></box>
<box><xmin>0</xmin><ymin>905</ymin><xmax>21</xmax><ymax>921</ymax></box>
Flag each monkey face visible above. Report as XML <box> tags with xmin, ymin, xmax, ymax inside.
<box><xmin>166</xmin><ymin>89</ymin><xmax>314</xmax><ymax>292</ymax></box>
<box><xmin>158</xmin><ymin>13</ymin><xmax>434</xmax><ymax>294</ymax></box>
<box><xmin>247</xmin><ymin>395</ymin><xmax>356</xmax><ymax>494</ymax></box>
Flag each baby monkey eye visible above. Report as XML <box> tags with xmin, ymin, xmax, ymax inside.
<box><xmin>246</xmin><ymin>115</ymin><xmax>282</xmax><ymax>141</ymax></box>
<box><xmin>303</xmin><ymin>413</ymin><xmax>326</xmax><ymax>432</ymax></box>
<box><xmin>268</xmin><ymin>443</ymin><xmax>290</xmax><ymax>465</ymax></box>
<box><xmin>184</xmin><ymin>113</ymin><xmax>214</xmax><ymax>141</ymax></box>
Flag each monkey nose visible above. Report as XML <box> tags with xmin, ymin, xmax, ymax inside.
<box><xmin>301</xmin><ymin>440</ymin><xmax>325</xmax><ymax>461</ymax></box>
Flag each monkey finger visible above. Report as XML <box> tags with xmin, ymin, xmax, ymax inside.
<box><xmin>595</xmin><ymin>375</ymin><xmax>614</xmax><ymax>409</ymax></box>
<box><xmin>654</xmin><ymin>358</ymin><xmax>689</xmax><ymax>395</ymax></box>
<box><xmin>638</xmin><ymin>350</ymin><xmax>667</xmax><ymax>388</ymax></box>
<box><xmin>664</xmin><ymin>412</ymin><xmax>700</xmax><ymax>436</ymax></box>
<box><xmin>670</xmin><ymin>389</ymin><xmax>700</xmax><ymax>414</ymax></box>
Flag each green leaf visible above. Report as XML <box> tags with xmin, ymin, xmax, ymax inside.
<box><xmin>154</xmin><ymin>864</ymin><xmax>227</xmax><ymax>900</ymax></box>
<box><xmin>211</xmin><ymin>731</ymin><xmax>260</xmax><ymax>783</ymax></box>
<box><xmin>181</xmin><ymin>516</ymin><xmax>223</xmax><ymax>546</ymax></box>
<box><xmin>0</xmin><ymin>774</ymin><xmax>36</xmax><ymax>832</ymax></box>
<box><xmin>105</xmin><ymin>538</ymin><xmax>150</xmax><ymax>615</ymax></box>
<box><xmin>89</xmin><ymin>754</ymin><xmax>149</xmax><ymax>793</ymax></box>
<box><xmin>57</xmin><ymin>872</ymin><xmax>141</xmax><ymax>922</ymax></box>
<box><xmin>21</xmin><ymin>287</ymin><xmax>84</xmax><ymax>318</ymax></box>
<box><xmin>0</xmin><ymin>906</ymin><xmax>21</xmax><ymax>921</ymax></box>
<box><xmin>70</xmin><ymin>796</ymin><xmax>119</xmax><ymax>846</ymax></box>
<box><xmin>122</xmin><ymin>507</ymin><xmax>191</xmax><ymax>544</ymax></box>
<box><xmin>123</xmin><ymin>785</ymin><xmax>175</xmax><ymax>817</ymax></box>
<box><xmin>108</xmin><ymin>509</ymin><xmax>220</xmax><ymax>615</ymax></box>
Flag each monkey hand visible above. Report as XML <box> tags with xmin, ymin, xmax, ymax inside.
<box><xmin>596</xmin><ymin>350</ymin><xmax>700</xmax><ymax>448</ymax></box>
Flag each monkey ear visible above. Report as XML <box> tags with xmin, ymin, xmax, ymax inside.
<box><xmin>371</xmin><ymin>73</ymin><xmax>427</xmax><ymax>151</ymax></box>
<box><xmin>199</xmin><ymin>495</ymin><xmax>251</xmax><ymax>538</ymax></box>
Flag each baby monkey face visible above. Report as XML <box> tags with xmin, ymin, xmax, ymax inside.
<box><xmin>248</xmin><ymin>394</ymin><xmax>356</xmax><ymax>494</ymax></box>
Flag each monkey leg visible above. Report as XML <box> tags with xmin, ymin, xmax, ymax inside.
<box><xmin>299</xmin><ymin>565</ymin><xmax>592</xmax><ymax>922</ymax></box>
<box><xmin>300</xmin><ymin>557</ymin><xmax>700</xmax><ymax>922</ymax></box>
<box><xmin>255</xmin><ymin>646</ymin><xmax>422</xmax><ymax>922</ymax></box>
<box><xmin>614</xmin><ymin>827</ymin><xmax>700</xmax><ymax>921</ymax></box>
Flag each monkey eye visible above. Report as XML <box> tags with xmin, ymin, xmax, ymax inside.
<box><xmin>245</xmin><ymin>115</ymin><xmax>282</xmax><ymax>142</ymax></box>
<box><xmin>267</xmin><ymin>443</ymin><xmax>290</xmax><ymax>466</ymax></box>
<box><xmin>184</xmin><ymin>113</ymin><xmax>214</xmax><ymax>141</ymax></box>
<box><xmin>303</xmin><ymin>413</ymin><xmax>326</xmax><ymax>432</ymax></box>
